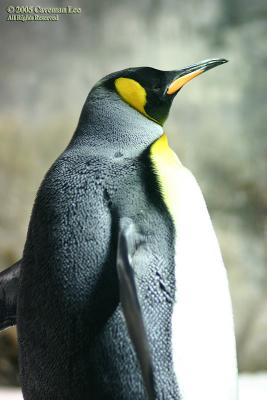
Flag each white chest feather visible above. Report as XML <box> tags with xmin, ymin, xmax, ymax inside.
<box><xmin>150</xmin><ymin>135</ymin><xmax>238</xmax><ymax>400</ymax></box>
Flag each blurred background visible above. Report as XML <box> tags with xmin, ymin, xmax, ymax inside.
<box><xmin>0</xmin><ymin>0</ymin><xmax>267</xmax><ymax>398</ymax></box>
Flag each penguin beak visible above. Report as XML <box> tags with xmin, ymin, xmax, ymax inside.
<box><xmin>166</xmin><ymin>58</ymin><xmax>228</xmax><ymax>95</ymax></box>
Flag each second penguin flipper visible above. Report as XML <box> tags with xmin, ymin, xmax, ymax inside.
<box><xmin>116</xmin><ymin>218</ymin><xmax>155</xmax><ymax>400</ymax></box>
<box><xmin>0</xmin><ymin>260</ymin><xmax>21</xmax><ymax>330</ymax></box>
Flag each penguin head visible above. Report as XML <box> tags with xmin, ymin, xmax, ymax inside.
<box><xmin>93</xmin><ymin>58</ymin><xmax>227</xmax><ymax>126</ymax></box>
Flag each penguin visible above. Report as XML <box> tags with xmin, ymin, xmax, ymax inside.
<box><xmin>0</xmin><ymin>59</ymin><xmax>238</xmax><ymax>400</ymax></box>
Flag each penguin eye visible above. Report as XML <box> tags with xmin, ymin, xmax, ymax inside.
<box><xmin>151</xmin><ymin>83</ymin><xmax>162</xmax><ymax>94</ymax></box>
<box><xmin>151</xmin><ymin>82</ymin><xmax>161</xmax><ymax>90</ymax></box>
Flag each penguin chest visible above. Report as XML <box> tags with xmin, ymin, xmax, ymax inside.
<box><xmin>149</xmin><ymin>134</ymin><xmax>237</xmax><ymax>400</ymax></box>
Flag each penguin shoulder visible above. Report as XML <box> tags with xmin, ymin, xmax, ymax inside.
<box><xmin>33</xmin><ymin>154</ymin><xmax>109</xmax><ymax>216</ymax></box>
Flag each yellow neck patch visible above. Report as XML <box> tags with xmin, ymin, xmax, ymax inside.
<box><xmin>150</xmin><ymin>134</ymin><xmax>182</xmax><ymax>223</ymax></box>
<box><xmin>115</xmin><ymin>77</ymin><xmax>149</xmax><ymax>118</ymax></box>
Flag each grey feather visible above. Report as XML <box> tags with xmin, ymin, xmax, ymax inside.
<box><xmin>117</xmin><ymin>218</ymin><xmax>155</xmax><ymax>400</ymax></box>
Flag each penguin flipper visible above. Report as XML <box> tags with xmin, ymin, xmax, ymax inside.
<box><xmin>116</xmin><ymin>218</ymin><xmax>155</xmax><ymax>400</ymax></box>
<box><xmin>0</xmin><ymin>260</ymin><xmax>21</xmax><ymax>330</ymax></box>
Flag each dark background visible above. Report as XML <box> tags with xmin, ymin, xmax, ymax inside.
<box><xmin>0</xmin><ymin>0</ymin><xmax>267</xmax><ymax>386</ymax></box>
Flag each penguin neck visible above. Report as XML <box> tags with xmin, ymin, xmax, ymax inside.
<box><xmin>68</xmin><ymin>90</ymin><xmax>163</xmax><ymax>157</ymax></box>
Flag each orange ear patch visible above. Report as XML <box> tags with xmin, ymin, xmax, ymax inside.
<box><xmin>115</xmin><ymin>77</ymin><xmax>148</xmax><ymax>116</ymax></box>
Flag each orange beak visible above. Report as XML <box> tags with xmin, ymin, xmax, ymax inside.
<box><xmin>166</xmin><ymin>58</ymin><xmax>228</xmax><ymax>95</ymax></box>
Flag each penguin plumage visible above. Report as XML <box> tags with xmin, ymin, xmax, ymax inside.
<box><xmin>0</xmin><ymin>59</ymin><xmax>237</xmax><ymax>400</ymax></box>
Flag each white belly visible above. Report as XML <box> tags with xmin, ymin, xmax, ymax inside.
<box><xmin>171</xmin><ymin>167</ymin><xmax>238</xmax><ymax>400</ymax></box>
<box><xmin>150</xmin><ymin>134</ymin><xmax>238</xmax><ymax>399</ymax></box>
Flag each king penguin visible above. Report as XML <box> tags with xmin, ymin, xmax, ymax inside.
<box><xmin>0</xmin><ymin>59</ymin><xmax>237</xmax><ymax>400</ymax></box>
